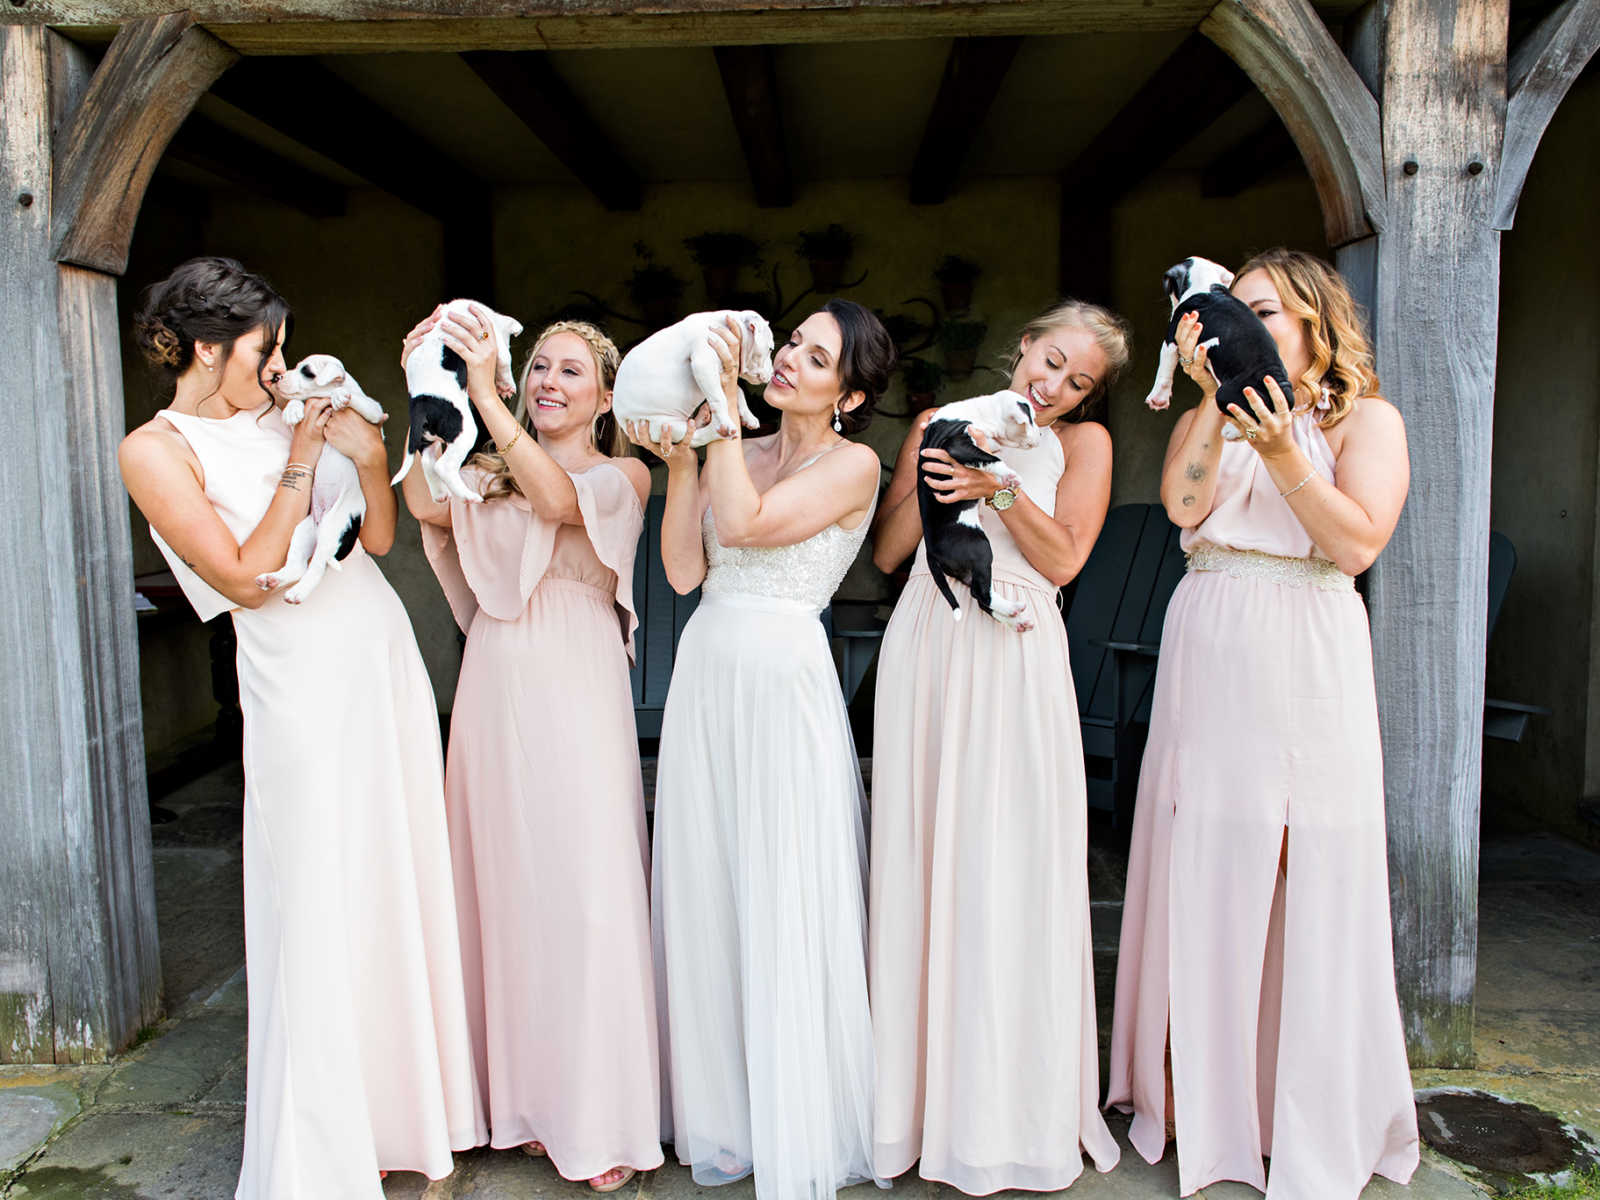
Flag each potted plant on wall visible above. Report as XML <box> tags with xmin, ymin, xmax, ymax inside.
<box><xmin>796</xmin><ymin>224</ymin><xmax>855</xmax><ymax>293</ymax></box>
<box><xmin>901</xmin><ymin>356</ymin><xmax>945</xmax><ymax>410</ymax></box>
<box><xmin>684</xmin><ymin>232</ymin><xmax>761</xmax><ymax>305</ymax></box>
<box><xmin>627</xmin><ymin>263</ymin><xmax>687</xmax><ymax>329</ymax></box>
<box><xmin>938</xmin><ymin>318</ymin><xmax>988</xmax><ymax>379</ymax></box>
<box><xmin>934</xmin><ymin>255</ymin><xmax>981</xmax><ymax>315</ymax></box>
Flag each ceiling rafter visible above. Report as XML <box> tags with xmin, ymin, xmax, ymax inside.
<box><xmin>909</xmin><ymin>36</ymin><xmax>1023</xmax><ymax>206</ymax></box>
<box><xmin>712</xmin><ymin>45</ymin><xmax>792</xmax><ymax>208</ymax></box>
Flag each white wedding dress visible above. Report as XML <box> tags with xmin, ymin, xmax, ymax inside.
<box><xmin>652</xmin><ymin>486</ymin><xmax>881</xmax><ymax>1200</ymax></box>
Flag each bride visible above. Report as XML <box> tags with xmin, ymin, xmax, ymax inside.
<box><xmin>633</xmin><ymin>301</ymin><xmax>895</xmax><ymax>1200</ymax></box>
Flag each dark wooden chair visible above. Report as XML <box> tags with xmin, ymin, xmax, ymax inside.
<box><xmin>1483</xmin><ymin>530</ymin><xmax>1550</xmax><ymax>742</ymax></box>
<box><xmin>1064</xmin><ymin>503</ymin><xmax>1187</xmax><ymax>829</ymax></box>
<box><xmin>629</xmin><ymin>496</ymin><xmax>886</xmax><ymax>739</ymax></box>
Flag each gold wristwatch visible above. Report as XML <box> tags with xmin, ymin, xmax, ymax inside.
<box><xmin>986</xmin><ymin>486</ymin><xmax>1017</xmax><ymax>511</ymax></box>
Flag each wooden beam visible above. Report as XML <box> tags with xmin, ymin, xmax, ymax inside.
<box><xmin>1202</xmin><ymin>0</ymin><xmax>1386</xmax><ymax>246</ymax></box>
<box><xmin>165</xmin><ymin>114</ymin><xmax>347</xmax><ymax>219</ymax></box>
<box><xmin>909</xmin><ymin>36</ymin><xmax>1022</xmax><ymax>205</ymax></box>
<box><xmin>209</xmin><ymin>58</ymin><xmax>483</xmax><ymax>223</ymax></box>
<box><xmin>1198</xmin><ymin>118</ymin><xmax>1299</xmax><ymax>197</ymax></box>
<box><xmin>1058</xmin><ymin>34</ymin><xmax>1254</xmax><ymax>209</ymax></box>
<box><xmin>51</xmin><ymin>13</ymin><xmax>237</xmax><ymax>273</ymax></box>
<box><xmin>461</xmin><ymin>51</ymin><xmax>641</xmax><ymax>212</ymax></box>
<box><xmin>713</xmin><ymin>45</ymin><xmax>792</xmax><ymax>208</ymax></box>
<box><xmin>1492</xmin><ymin>0</ymin><xmax>1600</xmax><ymax>228</ymax></box>
<box><xmin>1361</xmin><ymin>0</ymin><xmax>1508</xmax><ymax>1068</ymax></box>
<box><xmin>9</xmin><ymin>0</ymin><xmax>1321</xmax><ymax>53</ymax></box>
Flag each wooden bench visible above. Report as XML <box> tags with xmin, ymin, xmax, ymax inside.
<box><xmin>1064</xmin><ymin>503</ymin><xmax>1187</xmax><ymax>829</ymax></box>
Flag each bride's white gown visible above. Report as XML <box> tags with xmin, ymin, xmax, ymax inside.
<box><xmin>652</xmin><ymin>494</ymin><xmax>881</xmax><ymax>1200</ymax></box>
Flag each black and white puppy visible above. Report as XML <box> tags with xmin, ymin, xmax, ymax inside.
<box><xmin>918</xmin><ymin>390</ymin><xmax>1043</xmax><ymax>632</ymax></box>
<box><xmin>393</xmin><ymin>299</ymin><xmax>523</xmax><ymax>504</ymax></box>
<box><xmin>1144</xmin><ymin>256</ymin><xmax>1292</xmax><ymax>428</ymax></box>
<box><xmin>256</xmin><ymin>354</ymin><xmax>385</xmax><ymax>604</ymax></box>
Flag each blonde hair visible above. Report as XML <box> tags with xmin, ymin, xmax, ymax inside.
<box><xmin>1008</xmin><ymin>299</ymin><xmax>1133</xmax><ymax>419</ymax></box>
<box><xmin>1233</xmin><ymin>248</ymin><xmax>1378</xmax><ymax>428</ymax></box>
<box><xmin>470</xmin><ymin>320</ymin><xmax>627</xmax><ymax>500</ymax></box>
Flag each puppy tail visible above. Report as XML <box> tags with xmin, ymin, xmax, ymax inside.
<box><xmin>927</xmin><ymin>560</ymin><xmax>964</xmax><ymax>620</ymax></box>
<box><xmin>390</xmin><ymin>449</ymin><xmax>414</xmax><ymax>488</ymax></box>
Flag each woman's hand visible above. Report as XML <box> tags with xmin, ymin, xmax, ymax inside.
<box><xmin>287</xmin><ymin>395</ymin><xmax>333</xmax><ymax>465</ymax></box>
<box><xmin>1175</xmin><ymin>312</ymin><xmax>1217</xmax><ymax>400</ymax></box>
<box><xmin>324</xmin><ymin>406</ymin><xmax>389</xmax><ymax>472</ymax></box>
<box><xmin>623</xmin><ymin>418</ymin><xmax>699</xmax><ymax>468</ymax></box>
<box><xmin>706</xmin><ymin>316</ymin><xmax>744</xmax><ymax>410</ymax></box>
<box><xmin>434</xmin><ymin>303</ymin><xmax>503</xmax><ymax>402</ymax></box>
<box><xmin>400</xmin><ymin>304</ymin><xmax>443</xmax><ymax>371</ymax></box>
<box><xmin>920</xmin><ymin>430</ymin><xmax>1015</xmax><ymax>505</ymax></box>
<box><xmin>1227</xmin><ymin>376</ymin><xmax>1296</xmax><ymax>459</ymax></box>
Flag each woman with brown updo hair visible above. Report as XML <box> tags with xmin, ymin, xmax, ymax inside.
<box><xmin>119</xmin><ymin>257</ymin><xmax>484</xmax><ymax>1197</ymax></box>
<box><xmin>868</xmin><ymin>298</ymin><xmax>1130</xmax><ymax>1194</ymax></box>
<box><xmin>401</xmin><ymin>309</ymin><xmax>660</xmax><ymax>1192</ymax></box>
<box><xmin>1107</xmin><ymin>248</ymin><xmax>1418</xmax><ymax>1198</ymax></box>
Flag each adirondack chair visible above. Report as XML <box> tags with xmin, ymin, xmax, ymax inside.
<box><xmin>1483</xmin><ymin>530</ymin><xmax>1551</xmax><ymax>742</ymax></box>
<box><xmin>1064</xmin><ymin>503</ymin><xmax>1187</xmax><ymax>829</ymax></box>
<box><xmin>629</xmin><ymin>495</ymin><xmax>886</xmax><ymax>739</ymax></box>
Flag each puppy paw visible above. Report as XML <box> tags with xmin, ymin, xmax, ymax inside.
<box><xmin>254</xmin><ymin>573</ymin><xmax>280</xmax><ymax>591</ymax></box>
<box><xmin>282</xmin><ymin>400</ymin><xmax>305</xmax><ymax>427</ymax></box>
<box><xmin>497</xmin><ymin>383</ymin><xmax>516</xmax><ymax>400</ymax></box>
<box><xmin>998</xmin><ymin>471</ymin><xmax>1023</xmax><ymax>493</ymax></box>
<box><xmin>283</xmin><ymin>584</ymin><xmax>309</xmax><ymax>605</ymax></box>
<box><xmin>1145</xmin><ymin>387</ymin><xmax>1172</xmax><ymax>412</ymax></box>
<box><xmin>1014</xmin><ymin>618</ymin><xmax>1035</xmax><ymax>634</ymax></box>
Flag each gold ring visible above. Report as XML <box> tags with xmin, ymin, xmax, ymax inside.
<box><xmin>1245</xmin><ymin>428</ymin><xmax>1258</xmax><ymax>440</ymax></box>
<box><xmin>478</xmin><ymin>331</ymin><xmax>489</xmax><ymax>341</ymax></box>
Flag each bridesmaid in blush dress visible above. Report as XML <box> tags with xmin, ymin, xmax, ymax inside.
<box><xmin>1107</xmin><ymin>248</ymin><xmax>1418</xmax><ymax>1199</ymax></box>
<box><xmin>402</xmin><ymin>312</ymin><xmax>660</xmax><ymax>1193</ymax></box>
<box><xmin>868</xmin><ymin>300</ymin><xmax>1132</xmax><ymax>1195</ymax></box>
<box><xmin>635</xmin><ymin>301</ymin><xmax>896</xmax><ymax>1200</ymax></box>
<box><xmin>119</xmin><ymin>257</ymin><xmax>484</xmax><ymax>1199</ymax></box>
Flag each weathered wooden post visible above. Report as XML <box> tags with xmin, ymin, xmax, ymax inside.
<box><xmin>1206</xmin><ymin>0</ymin><xmax>1596</xmax><ymax>1066</ymax></box>
<box><xmin>0</xmin><ymin>14</ymin><xmax>233</xmax><ymax>1062</ymax></box>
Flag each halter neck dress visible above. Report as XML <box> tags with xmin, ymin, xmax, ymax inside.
<box><xmin>150</xmin><ymin>403</ymin><xmax>484</xmax><ymax>1198</ymax></box>
<box><xmin>869</xmin><ymin>427</ymin><xmax>1119</xmax><ymax>1193</ymax></box>
<box><xmin>1106</xmin><ymin>412</ymin><xmax>1419</xmax><ymax>1198</ymax></box>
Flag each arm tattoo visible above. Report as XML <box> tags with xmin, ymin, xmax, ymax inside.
<box><xmin>1181</xmin><ymin>494</ymin><xmax>1196</xmax><ymax>507</ymax></box>
<box><xmin>277</xmin><ymin>467</ymin><xmax>311</xmax><ymax>493</ymax></box>
<box><xmin>1185</xmin><ymin>461</ymin><xmax>1206</xmax><ymax>482</ymax></box>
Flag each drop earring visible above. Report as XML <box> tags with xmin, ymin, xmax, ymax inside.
<box><xmin>832</xmin><ymin>406</ymin><xmax>842</xmax><ymax>433</ymax></box>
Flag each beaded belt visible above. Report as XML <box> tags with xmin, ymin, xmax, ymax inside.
<box><xmin>1185</xmin><ymin>544</ymin><xmax>1354</xmax><ymax>592</ymax></box>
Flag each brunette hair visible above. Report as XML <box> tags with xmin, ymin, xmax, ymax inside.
<box><xmin>470</xmin><ymin>320</ymin><xmax>625</xmax><ymax>500</ymax></box>
<box><xmin>131</xmin><ymin>257</ymin><xmax>291</xmax><ymax>403</ymax></box>
<box><xmin>1008</xmin><ymin>299</ymin><xmax>1133</xmax><ymax>421</ymax></box>
<box><xmin>1233</xmin><ymin>248</ymin><xmax>1378</xmax><ymax>426</ymax></box>
<box><xmin>821</xmin><ymin>298</ymin><xmax>896</xmax><ymax>434</ymax></box>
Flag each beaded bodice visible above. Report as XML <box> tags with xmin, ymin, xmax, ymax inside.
<box><xmin>701</xmin><ymin>499</ymin><xmax>873</xmax><ymax>613</ymax></box>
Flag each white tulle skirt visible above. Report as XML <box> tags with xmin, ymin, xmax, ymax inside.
<box><xmin>651</xmin><ymin>592</ymin><xmax>881</xmax><ymax>1200</ymax></box>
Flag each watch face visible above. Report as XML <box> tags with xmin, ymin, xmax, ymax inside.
<box><xmin>990</xmin><ymin>488</ymin><xmax>1016</xmax><ymax>510</ymax></box>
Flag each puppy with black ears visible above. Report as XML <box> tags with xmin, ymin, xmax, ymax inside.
<box><xmin>1144</xmin><ymin>256</ymin><xmax>1292</xmax><ymax>430</ymax></box>
<box><xmin>918</xmin><ymin>389</ymin><xmax>1043</xmax><ymax>632</ymax></box>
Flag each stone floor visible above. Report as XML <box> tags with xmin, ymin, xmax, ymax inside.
<box><xmin>2</xmin><ymin>760</ymin><xmax>1596</xmax><ymax>1199</ymax></box>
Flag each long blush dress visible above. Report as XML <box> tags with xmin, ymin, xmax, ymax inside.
<box><xmin>651</xmin><ymin>474</ymin><xmax>881</xmax><ymax>1200</ymax></box>
<box><xmin>149</xmin><ymin>404</ymin><xmax>485</xmax><ymax>1200</ymax></box>
<box><xmin>869</xmin><ymin>428</ymin><xmax>1120</xmax><ymax>1195</ymax></box>
<box><xmin>422</xmin><ymin>464</ymin><xmax>663</xmax><ymax>1179</ymax></box>
<box><xmin>1106</xmin><ymin>413</ymin><xmax>1419</xmax><ymax>1199</ymax></box>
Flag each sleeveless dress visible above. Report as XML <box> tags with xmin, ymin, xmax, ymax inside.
<box><xmin>1106</xmin><ymin>413</ymin><xmax>1419</xmax><ymax>1199</ymax></box>
<box><xmin>148</xmin><ymin>404</ymin><xmax>485</xmax><ymax>1199</ymax></box>
<box><xmin>869</xmin><ymin>429</ymin><xmax>1120</xmax><ymax>1194</ymax></box>
<box><xmin>420</xmin><ymin>464</ymin><xmax>663</xmax><ymax>1179</ymax></box>
<box><xmin>651</xmin><ymin>467</ymin><xmax>881</xmax><ymax>1200</ymax></box>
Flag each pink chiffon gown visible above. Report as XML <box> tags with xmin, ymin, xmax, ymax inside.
<box><xmin>422</xmin><ymin>463</ymin><xmax>663</xmax><ymax>1180</ymax></box>
<box><xmin>1106</xmin><ymin>413</ymin><xmax>1420</xmax><ymax>1199</ymax></box>
<box><xmin>149</xmin><ymin>404</ymin><xmax>485</xmax><ymax>1200</ymax></box>
<box><xmin>869</xmin><ymin>428</ymin><xmax>1120</xmax><ymax>1195</ymax></box>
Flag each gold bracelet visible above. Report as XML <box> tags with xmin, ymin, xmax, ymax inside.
<box><xmin>1279</xmin><ymin>470</ymin><xmax>1316</xmax><ymax>498</ymax></box>
<box><xmin>498</xmin><ymin>426</ymin><xmax>524</xmax><ymax>455</ymax></box>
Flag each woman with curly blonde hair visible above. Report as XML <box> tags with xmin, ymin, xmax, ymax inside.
<box><xmin>401</xmin><ymin>309</ymin><xmax>659</xmax><ymax>1192</ymax></box>
<box><xmin>1107</xmin><ymin>248</ymin><xmax>1418</xmax><ymax>1198</ymax></box>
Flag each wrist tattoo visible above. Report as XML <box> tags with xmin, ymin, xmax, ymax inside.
<box><xmin>1185</xmin><ymin>462</ymin><xmax>1206</xmax><ymax>482</ymax></box>
<box><xmin>278</xmin><ymin>466</ymin><xmax>311</xmax><ymax>492</ymax></box>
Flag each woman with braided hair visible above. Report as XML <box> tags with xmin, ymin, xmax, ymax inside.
<box><xmin>401</xmin><ymin>310</ymin><xmax>660</xmax><ymax>1192</ymax></box>
<box><xmin>119</xmin><ymin>257</ymin><xmax>484</xmax><ymax>1197</ymax></box>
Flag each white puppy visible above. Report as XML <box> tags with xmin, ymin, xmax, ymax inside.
<box><xmin>394</xmin><ymin>299</ymin><xmax>523</xmax><ymax>504</ymax></box>
<box><xmin>256</xmin><ymin>354</ymin><xmax>385</xmax><ymax>604</ymax></box>
<box><xmin>612</xmin><ymin>310</ymin><xmax>775</xmax><ymax>452</ymax></box>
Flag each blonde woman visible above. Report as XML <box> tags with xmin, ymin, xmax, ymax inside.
<box><xmin>869</xmin><ymin>300</ymin><xmax>1131</xmax><ymax>1193</ymax></box>
<box><xmin>402</xmin><ymin>309</ymin><xmax>659</xmax><ymax>1192</ymax></box>
<box><xmin>1106</xmin><ymin>249</ymin><xmax>1418</xmax><ymax>1198</ymax></box>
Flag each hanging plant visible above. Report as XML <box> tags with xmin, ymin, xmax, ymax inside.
<box><xmin>933</xmin><ymin>255</ymin><xmax>982</xmax><ymax>315</ymax></box>
<box><xmin>938</xmin><ymin>318</ymin><xmax>988</xmax><ymax>378</ymax></box>
<box><xmin>796</xmin><ymin>224</ymin><xmax>855</xmax><ymax>292</ymax></box>
<box><xmin>901</xmin><ymin>357</ymin><xmax>945</xmax><ymax>409</ymax></box>
<box><xmin>684</xmin><ymin>232</ymin><xmax>762</xmax><ymax>305</ymax></box>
